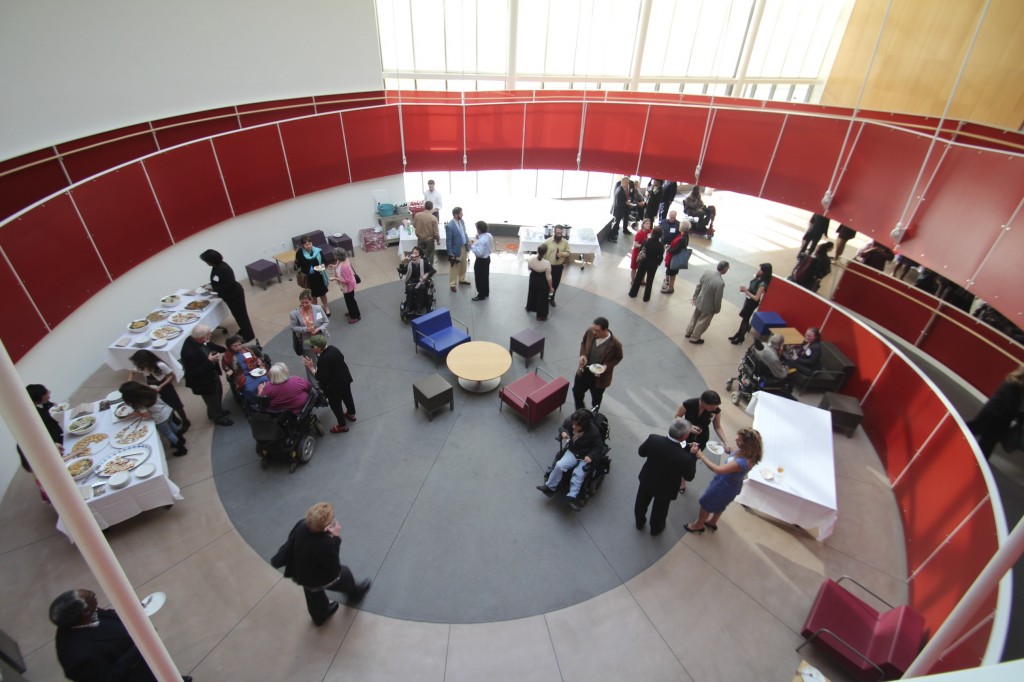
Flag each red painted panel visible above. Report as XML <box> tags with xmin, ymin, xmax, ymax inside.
<box><xmin>828</xmin><ymin>125</ymin><xmax>932</xmax><ymax>238</ymax></box>
<box><xmin>762</xmin><ymin>115</ymin><xmax>849</xmax><ymax>211</ymax></box>
<box><xmin>925</xmin><ymin>614</ymin><xmax>994</xmax><ymax>675</ymax></box>
<box><xmin>580</xmin><ymin>103</ymin><xmax>648</xmax><ymax>175</ymax></box>
<box><xmin>153</xmin><ymin>108</ymin><xmax>240</xmax><ymax>149</ymax></box>
<box><xmin>238</xmin><ymin>98</ymin><xmax>316</xmax><ymax>128</ymax></box>
<box><xmin>71</xmin><ymin>165</ymin><xmax>170</xmax><ymax>280</ymax></box>
<box><xmin>953</xmin><ymin>123</ymin><xmax>1024</xmax><ymax>154</ymax></box>
<box><xmin>143</xmin><ymin>142</ymin><xmax>233</xmax><ymax>241</ymax></box>
<box><xmin>315</xmin><ymin>91</ymin><xmax>387</xmax><ymax>113</ymax></box>
<box><xmin>340</xmin><ymin>107</ymin><xmax>403</xmax><ymax>182</ymax></box>
<box><xmin>0</xmin><ymin>256</ymin><xmax>48</xmax><ymax>362</ymax></box>
<box><xmin>0</xmin><ymin>194</ymin><xmax>108</xmax><ymax>328</ymax></box>
<box><xmin>860</xmin><ymin>357</ymin><xmax>948</xmax><ymax>480</ymax></box>
<box><xmin>638</xmin><ymin>106</ymin><xmax>706</xmax><ymax>182</ymax></box>
<box><xmin>832</xmin><ymin>263</ymin><xmax>937</xmax><ymax>345</ymax></box>
<box><xmin>893</xmin><ymin>416</ymin><xmax>988</xmax><ymax>572</ymax></box>
<box><xmin>279</xmin><ymin>115</ymin><xmax>349</xmax><ymax>195</ymax></box>
<box><xmin>465</xmin><ymin>104</ymin><xmax>525</xmax><ymax>170</ymax></box>
<box><xmin>523</xmin><ymin>103</ymin><xmax>584</xmax><ymax>171</ymax></box>
<box><xmin>759</xmin><ymin>279</ymin><xmax>832</xmax><ymax>334</ymax></box>
<box><xmin>57</xmin><ymin>124</ymin><xmax>158</xmax><ymax>183</ymax></box>
<box><xmin>919</xmin><ymin>309</ymin><xmax>1022</xmax><ymax>396</ymax></box>
<box><xmin>814</xmin><ymin>311</ymin><xmax>891</xmax><ymax>401</ymax></box>
<box><xmin>401</xmin><ymin>104</ymin><xmax>464</xmax><ymax>171</ymax></box>
<box><xmin>0</xmin><ymin>149</ymin><xmax>68</xmax><ymax>220</ymax></box>
<box><xmin>699</xmin><ymin>109</ymin><xmax>785</xmax><ymax>197</ymax></box>
<box><xmin>464</xmin><ymin>90</ymin><xmax>532</xmax><ymax>103</ymax></box>
<box><xmin>212</xmin><ymin>126</ymin><xmax>293</xmax><ymax>215</ymax></box>
<box><xmin>908</xmin><ymin>504</ymin><xmax>998</xmax><ymax>641</ymax></box>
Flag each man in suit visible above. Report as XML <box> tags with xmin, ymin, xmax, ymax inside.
<box><xmin>635</xmin><ymin>418</ymin><xmax>698</xmax><ymax>536</ymax></box>
<box><xmin>572</xmin><ymin>316</ymin><xmax>624</xmax><ymax>410</ymax></box>
<box><xmin>445</xmin><ymin>206</ymin><xmax>471</xmax><ymax>292</ymax></box>
<box><xmin>659</xmin><ymin>180</ymin><xmax>678</xmax><ymax>222</ymax></box>
<box><xmin>180</xmin><ymin>324</ymin><xmax>232</xmax><ymax>425</ymax></box>
<box><xmin>686</xmin><ymin>260</ymin><xmax>730</xmax><ymax>344</ymax></box>
<box><xmin>303</xmin><ymin>335</ymin><xmax>356</xmax><ymax>433</ymax></box>
<box><xmin>50</xmin><ymin>588</ymin><xmax>191</xmax><ymax>682</ymax></box>
<box><xmin>609</xmin><ymin>176</ymin><xmax>633</xmax><ymax>243</ymax></box>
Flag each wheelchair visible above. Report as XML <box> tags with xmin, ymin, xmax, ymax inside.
<box><xmin>398</xmin><ymin>263</ymin><xmax>436</xmax><ymax>323</ymax></box>
<box><xmin>725</xmin><ymin>339</ymin><xmax>794</xmax><ymax>406</ymax></box>
<box><xmin>542</xmin><ymin>408</ymin><xmax>612</xmax><ymax>509</ymax></box>
<box><xmin>226</xmin><ymin>341</ymin><xmax>272</xmax><ymax>408</ymax></box>
<box><xmin>247</xmin><ymin>385</ymin><xmax>327</xmax><ymax>473</ymax></box>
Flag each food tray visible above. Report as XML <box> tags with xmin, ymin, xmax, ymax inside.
<box><xmin>66</xmin><ymin>457</ymin><xmax>95</xmax><ymax>481</ymax></box>
<box><xmin>112</xmin><ymin>422</ymin><xmax>151</xmax><ymax>447</ymax></box>
<box><xmin>70</xmin><ymin>433</ymin><xmax>109</xmax><ymax>458</ymax></box>
<box><xmin>149</xmin><ymin>325</ymin><xmax>182</xmax><ymax>341</ymax></box>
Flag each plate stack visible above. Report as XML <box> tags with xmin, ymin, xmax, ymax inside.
<box><xmin>108</xmin><ymin>471</ymin><xmax>130</xmax><ymax>489</ymax></box>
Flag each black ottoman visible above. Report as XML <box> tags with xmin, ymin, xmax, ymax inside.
<box><xmin>413</xmin><ymin>374</ymin><xmax>454</xmax><ymax>421</ymax></box>
<box><xmin>819</xmin><ymin>392</ymin><xmax>863</xmax><ymax>438</ymax></box>
<box><xmin>510</xmin><ymin>329</ymin><xmax>545</xmax><ymax>367</ymax></box>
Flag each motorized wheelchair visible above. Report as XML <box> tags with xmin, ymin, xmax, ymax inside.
<box><xmin>247</xmin><ymin>384</ymin><xmax>327</xmax><ymax>472</ymax></box>
<box><xmin>542</xmin><ymin>408</ymin><xmax>612</xmax><ymax>510</ymax></box>
<box><xmin>398</xmin><ymin>262</ymin><xmax>436</xmax><ymax>323</ymax></box>
<box><xmin>225</xmin><ymin>341</ymin><xmax>272</xmax><ymax>408</ymax></box>
<box><xmin>725</xmin><ymin>339</ymin><xmax>794</xmax><ymax>406</ymax></box>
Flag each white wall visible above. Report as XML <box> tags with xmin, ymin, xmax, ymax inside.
<box><xmin>0</xmin><ymin>174</ymin><xmax>406</xmax><ymax>493</ymax></box>
<box><xmin>0</xmin><ymin>0</ymin><xmax>383</xmax><ymax>160</ymax></box>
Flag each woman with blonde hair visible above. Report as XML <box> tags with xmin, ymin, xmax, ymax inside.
<box><xmin>686</xmin><ymin>427</ymin><xmax>763</xmax><ymax>534</ymax></box>
<box><xmin>257</xmin><ymin>362</ymin><xmax>313</xmax><ymax>414</ymax></box>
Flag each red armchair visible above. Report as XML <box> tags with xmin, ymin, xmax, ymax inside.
<box><xmin>498</xmin><ymin>368</ymin><xmax>569</xmax><ymax>430</ymax></box>
<box><xmin>798</xmin><ymin>576</ymin><xmax>926</xmax><ymax>682</ymax></box>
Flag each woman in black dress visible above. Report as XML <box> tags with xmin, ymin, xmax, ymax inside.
<box><xmin>525</xmin><ymin>243</ymin><xmax>554</xmax><ymax>320</ymax></box>
<box><xmin>729</xmin><ymin>263</ymin><xmax>773</xmax><ymax>344</ymax></box>
<box><xmin>295</xmin><ymin>236</ymin><xmax>331</xmax><ymax>317</ymax></box>
<box><xmin>199</xmin><ymin>249</ymin><xmax>255</xmax><ymax>342</ymax></box>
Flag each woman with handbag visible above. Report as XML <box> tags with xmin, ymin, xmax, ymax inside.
<box><xmin>728</xmin><ymin>263</ymin><xmax>773</xmax><ymax>345</ymax></box>
<box><xmin>662</xmin><ymin>223</ymin><xmax>691</xmax><ymax>294</ymax></box>
<box><xmin>295</xmin><ymin>236</ymin><xmax>331</xmax><ymax>317</ymax></box>
<box><xmin>629</xmin><ymin>218</ymin><xmax>653</xmax><ymax>285</ymax></box>
<box><xmin>628</xmin><ymin>227</ymin><xmax>664</xmax><ymax>302</ymax></box>
<box><xmin>330</xmin><ymin>249</ymin><xmax>361</xmax><ymax>323</ymax></box>
<box><xmin>289</xmin><ymin>290</ymin><xmax>330</xmax><ymax>358</ymax></box>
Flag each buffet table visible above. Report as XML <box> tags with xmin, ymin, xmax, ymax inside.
<box><xmin>398</xmin><ymin>222</ymin><xmax>447</xmax><ymax>260</ymax></box>
<box><xmin>58</xmin><ymin>402</ymin><xmax>182</xmax><ymax>540</ymax></box>
<box><xmin>734</xmin><ymin>391</ymin><xmax>838</xmax><ymax>540</ymax></box>
<box><xmin>104</xmin><ymin>288</ymin><xmax>227</xmax><ymax>381</ymax></box>
<box><xmin>517</xmin><ymin>226</ymin><xmax>602</xmax><ymax>266</ymax></box>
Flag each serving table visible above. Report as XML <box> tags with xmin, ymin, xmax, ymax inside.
<box><xmin>398</xmin><ymin>223</ymin><xmax>447</xmax><ymax>260</ymax></box>
<box><xmin>58</xmin><ymin>403</ymin><xmax>182</xmax><ymax>540</ymax></box>
<box><xmin>103</xmin><ymin>289</ymin><xmax>227</xmax><ymax>381</ymax></box>
<box><xmin>446</xmin><ymin>341</ymin><xmax>512</xmax><ymax>392</ymax></box>
<box><xmin>734</xmin><ymin>391</ymin><xmax>838</xmax><ymax>540</ymax></box>
<box><xmin>517</xmin><ymin>226</ymin><xmax>602</xmax><ymax>266</ymax></box>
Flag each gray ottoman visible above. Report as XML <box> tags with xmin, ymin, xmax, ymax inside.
<box><xmin>413</xmin><ymin>374</ymin><xmax>454</xmax><ymax>421</ymax></box>
<box><xmin>245</xmin><ymin>259</ymin><xmax>282</xmax><ymax>289</ymax></box>
<box><xmin>510</xmin><ymin>329</ymin><xmax>545</xmax><ymax>367</ymax></box>
<box><xmin>819</xmin><ymin>392</ymin><xmax>863</xmax><ymax>438</ymax></box>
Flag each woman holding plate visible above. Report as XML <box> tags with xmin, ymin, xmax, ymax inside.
<box><xmin>289</xmin><ymin>290</ymin><xmax>330</xmax><ymax>359</ymax></box>
<box><xmin>295</xmin><ymin>236</ymin><xmax>331</xmax><ymax>316</ymax></box>
<box><xmin>686</xmin><ymin>427</ymin><xmax>763</xmax><ymax>534</ymax></box>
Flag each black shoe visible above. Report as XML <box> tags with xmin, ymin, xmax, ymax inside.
<box><xmin>650</xmin><ymin>527</ymin><xmax>664</xmax><ymax>536</ymax></box>
<box><xmin>607</xmin><ymin>236</ymin><xmax>618</xmax><ymax>243</ymax></box>
<box><xmin>636</xmin><ymin>518</ymin><xmax>646</xmax><ymax>530</ymax></box>
<box><xmin>471</xmin><ymin>295</ymin><xmax>486</xmax><ymax>301</ymax></box>
<box><xmin>214</xmin><ymin>417</ymin><xmax>234</xmax><ymax>426</ymax></box>
<box><xmin>536</xmin><ymin>485</ymin><xmax>556</xmax><ymax>498</ymax></box>
<box><xmin>688</xmin><ymin>339</ymin><xmax>704</xmax><ymax>345</ymax></box>
<box><xmin>348</xmin><ymin>579</ymin><xmax>372</xmax><ymax>606</ymax></box>
<box><xmin>730</xmin><ymin>337</ymin><xmax>742</xmax><ymax>345</ymax></box>
<box><xmin>316</xmin><ymin>600</ymin><xmax>339</xmax><ymax>626</ymax></box>
<box><xmin>179</xmin><ymin>419</ymin><xmax>191</xmax><ymax>434</ymax></box>
<box><xmin>183</xmin><ymin>677</ymin><xmax>193</xmax><ymax>682</ymax></box>
<box><xmin>549</xmin><ymin>297</ymin><xmax>556</xmax><ymax>307</ymax></box>
<box><xmin>566</xmin><ymin>496</ymin><xmax>581</xmax><ymax>512</ymax></box>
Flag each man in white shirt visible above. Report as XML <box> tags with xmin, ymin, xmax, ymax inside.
<box><xmin>424</xmin><ymin>179</ymin><xmax>442</xmax><ymax>221</ymax></box>
<box><xmin>470</xmin><ymin>220</ymin><xmax>494</xmax><ymax>301</ymax></box>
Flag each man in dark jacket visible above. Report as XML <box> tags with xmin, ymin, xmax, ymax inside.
<box><xmin>302</xmin><ymin>335</ymin><xmax>356</xmax><ymax>433</ymax></box>
<box><xmin>50</xmin><ymin>588</ymin><xmax>191</xmax><ymax>682</ymax></box>
<box><xmin>635</xmin><ymin>419</ymin><xmax>698</xmax><ymax>535</ymax></box>
<box><xmin>271</xmin><ymin>502</ymin><xmax>372</xmax><ymax>626</ymax></box>
<box><xmin>180</xmin><ymin>324</ymin><xmax>232</xmax><ymax>425</ymax></box>
<box><xmin>572</xmin><ymin>317</ymin><xmax>624</xmax><ymax>410</ymax></box>
<box><xmin>609</xmin><ymin>176</ymin><xmax>633</xmax><ymax>243</ymax></box>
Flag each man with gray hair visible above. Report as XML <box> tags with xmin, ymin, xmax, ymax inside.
<box><xmin>686</xmin><ymin>260</ymin><xmax>730</xmax><ymax>344</ymax></box>
<box><xmin>180</xmin><ymin>324</ymin><xmax>233</xmax><ymax>425</ymax></box>
<box><xmin>759</xmin><ymin>333</ymin><xmax>791</xmax><ymax>380</ymax></box>
<box><xmin>635</xmin><ymin>418</ymin><xmax>699</xmax><ymax>536</ymax></box>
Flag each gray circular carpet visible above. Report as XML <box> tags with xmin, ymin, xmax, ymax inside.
<box><xmin>212</xmin><ymin>273</ymin><xmax>718</xmax><ymax>623</ymax></box>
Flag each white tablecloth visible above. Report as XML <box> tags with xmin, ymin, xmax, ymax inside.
<box><xmin>398</xmin><ymin>223</ymin><xmax>448</xmax><ymax>260</ymax></box>
<box><xmin>735</xmin><ymin>391</ymin><xmax>838</xmax><ymax>540</ymax></box>
<box><xmin>58</xmin><ymin>403</ymin><xmax>182</xmax><ymax>540</ymax></box>
<box><xmin>517</xmin><ymin>226</ymin><xmax>602</xmax><ymax>265</ymax></box>
<box><xmin>104</xmin><ymin>289</ymin><xmax>227</xmax><ymax>380</ymax></box>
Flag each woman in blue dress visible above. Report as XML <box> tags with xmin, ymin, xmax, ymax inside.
<box><xmin>686</xmin><ymin>427</ymin><xmax>763</xmax><ymax>534</ymax></box>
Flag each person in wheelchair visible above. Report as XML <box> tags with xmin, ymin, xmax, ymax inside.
<box><xmin>536</xmin><ymin>408</ymin><xmax>604</xmax><ymax>512</ymax></box>
<box><xmin>257</xmin><ymin>362</ymin><xmax>314</xmax><ymax>415</ymax></box>
<box><xmin>759</xmin><ymin>334</ymin><xmax>795</xmax><ymax>382</ymax></box>
<box><xmin>221</xmin><ymin>334</ymin><xmax>269</xmax><ymax>406</ymax></box>
<box><xmin>399</xmin><ymin>246</ymin><xmax>436</xmax><ymax>314</ymax></box>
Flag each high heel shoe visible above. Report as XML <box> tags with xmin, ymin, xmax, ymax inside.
<box><xmin>705</xmin><ymin>522</ymin><xmax>718</xmax><ymax>532</ymax></box>
<box><xmin>685</xmin><ymin>524</ymin><xmax>705</xmax><ymax>534</ymax></box>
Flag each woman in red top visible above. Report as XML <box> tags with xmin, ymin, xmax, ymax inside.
<box><xmin>629</xmin><ymin>218</ymin><xmax>653</xmax><ymax>285</ymax></box>
<box><xmin>258</xmin><ymin>362</ymin><xmax>313</xmax><ymax>414</ymax></box>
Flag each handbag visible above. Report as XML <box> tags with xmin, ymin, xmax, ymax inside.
<box><xmin>669</xmin><ymin>247</ymin><xmax>693</xmax><ymax>270</ymax></box>
<box><xmin>296</xmin><ymin>271</ymin><xmax>309</xmax><ymax>288</ymax></box>
<box><xmin>351</xmin><ymin>265</ymin><xmax>362</xmax><ymax>284</ymax></box>
<box><xmin>292</xmin><ymin>332</ymin><xmax>304</xmax><ymax>356</ymax></box>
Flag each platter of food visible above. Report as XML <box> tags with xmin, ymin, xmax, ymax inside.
<box><xmin>168</xmin><ymin>311</ymin><xmax>200</xmax><ymax>325</ymax></box>
<box><xmin>113</xmin><ymin>403</ymin><xmax>135</xmax><ymax>420</ymax></box>
<box><xmin>112</xmin><ymin>422</ymin><xmax>151</xmax><ymax>447</ymax></box>
<box><xmin>185</xmin><ymin>299</ymin><xmax>211</xmax><ymax>310</ymax></box>
<box><xmin>67</xmin><ymin>415</ymin><xmax>98</xmax><ymax>436</ymax></box>
<box><xmin>70</xmin><ymin>433</ymin><xmax>109</xmax><ymax>458</ymax></box>
<box><xmin>49</xmin><ymin>402</ymin><xmax>70</xmax><ymax>420</ymax></box>
<box><xmin>149</xmin><ymin>325</ymin><xmax>182</xmax><ymax>341</ymax></box>
<box><xmin>706</xmin><ymin>441</ymin><xmax>725</xmax><ymax>455</ymax></box>
<box><xmin>127</xmin><ymin>319</ymin><xmax>149</xmax><ymax>333</ymax></box>
<box><xmin>98</xmin><ymin>452</ymin><xmax>144</xmax><ymax>477</ymax></box>
<box><xmin>66</xmin><ymin>457</ymin><xmax>95</xmax><ymax>481</ymax></box>
<box><xmin>160</xmin><ymin>294</ymin><xmax>181</xmax><ymax>308</ymax></box>
<box><xmin>146</xmin><ymin>310</ymin><xmax>174</xmax><ymax>322</ymax></box>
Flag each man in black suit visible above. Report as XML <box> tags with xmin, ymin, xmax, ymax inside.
<box><xmin>303</xmin><ymin>335</ymin><xmax>356</xmax><ymax>433</ymax></box>
<box><xmin>635</xmin><ymin>418</ymin><xmax>698</xmax><ymax>536</ymax></box>
<box><xmin>609</xmin><ymin>176</ymin><xmax>633</xmax><ymax>243</ymax></box>
<box><xmin>180</xmin><ymin>324</ymin><xmax>232</xmax><ymax>426</ymax></box>
<box><xmin>50</xmin><ymin>588</ymin><xmax>191</xmax><ymax>682</ymax></box>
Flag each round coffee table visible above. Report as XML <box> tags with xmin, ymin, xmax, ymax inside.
<box><xmin>446</xmin><ymin>341</ymin><xmax>512</xmax><ymax>392</ymax></box>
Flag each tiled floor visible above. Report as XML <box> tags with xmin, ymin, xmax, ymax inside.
<box><xmin>1</xmin><ymin>192</ymin><xmax>905</xmax><ymax>681</ymax></box>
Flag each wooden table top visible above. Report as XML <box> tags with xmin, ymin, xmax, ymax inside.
<box><xmin>273</xmin><ymin>250</ymin><xmax>296</xmax><ymax>265</ymax></box>
<box><xmin>775</xmin><ymin>326</ymin><xmax>805</xmax><ymax>346</ymax></box>
<box><xmin>446</xmin><ymin>341</ymin><xmax>512</xmax><ymax>382</ymax></box>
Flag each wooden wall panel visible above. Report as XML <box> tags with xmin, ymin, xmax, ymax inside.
<box><xmin>152</xmin><ymin>108</ymin><xmax>240</xmax><ymax>150</ymax></box>
<box><xmin>238</xmin><ymin>98</ymin><xmax>316</xmax><ymax>128</ymax></box>
<box><xmin>762</xmin><ymin>115</ymin><xmax>849</xmax><ymax>211</ymax></box>
<box><xmin>143</xmin><ymin>142</ymin><xmax>233</xmax><ymax>241</ymax></box>
<box><xmin>0</xmin><ymin>150</ymin><xmax>69</xmax><ymax>221</ymax></box>
<box><xmin>212</xmin><ymin>126</ymin><xmax>293</xmax><ymax>215</ymax></box>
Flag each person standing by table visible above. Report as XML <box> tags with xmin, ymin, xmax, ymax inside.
<box><xmin>128</xmin><ymin>350</ymin><xmax>190</xmax><ymax>433</ymax></box>
<box><xmin>686</xmin><ymin>427</ymin><xmax>763</xmax><ymax>534</ymax></box>
<box><xmin>199</xmin><ymin>249</ymin><xmax>255</xmax><ymax>342</ymax></box>
<box><xmin>303</xmin><ymin>335</ymin><xmax>355</xmax><ymax>434</ymax></box>
<box><xmin>295</xmin><ymin>236</ymin><xmax>331</xmax><ymax>317</ymax></box>
<box><xmin>412</xmin><ymin>200</ymin><xmax>440</xmax><ymax>264</ymax></box>
<box><xmin>728</xmin><ymin>263</ymin><xmax>773</xmax><ymax>345</ymax></box>
<box><xmin>572</xmin><ymin>317</ymin><xmax>624</xmax><ymax>410</ymax></box>
<box><xmin>445</xmin><ymin>207</ymin><xmax>471</xmax><ymax>292</ymax></box>
<box><xmin>330</xmin><ymin>249</ymin><xmax>362</xmax><ymax>323</ymax></box>
<box><xmin>119</xmin><ymin>381</ymin><xmax>187</xmax><ymax>456</ymax></box>
<box><xmin>686</xmin><ymin>260</ymin><xmax>730</xmax><ymax>344</ymax></box>
<box><xmin>635</xmin><ymin>418</ymin><xmax>698</xmax><ymax>536</ymax></box>
<box><xmin>180</xmin><ymin>324</ymin><xmax>232</xmax><ymax>426</ymax></box>
<box><xmin>470</xmin><ymin>220</ymin><xmax>494</xmax><ymax>301</ymax></box>
<box><xmin>542</xmin><ymin>225</ymin><xmax>571</xmax><ymax>307</ymax></box>
<box><xmin>525</xmin><ymin>244</ymin><xmax>554</xmax><ymax>321</ymax></box>
<box><xmin>424</xmin><ymin>178</ymin><xmax>442</xmax><ymax>222</ymax></box>
<box><xmin>271</xmin><ymin>502</ymin><xmax>373</xmax><ymax>626</ymax></box>
<box><xmin>16</xmin><ymin>383</ymin><xmax>65</xmax><ymax>503</ymax></box>
<box><xmin>608</xmin><ymin>176</ymin><xmax>632</xmax><ymax>243</ymax></box>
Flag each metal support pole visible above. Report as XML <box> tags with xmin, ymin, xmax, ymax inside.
<box><xmin>628</xmin><ymin>0</ymin><xmax>654</xmax><ymax>91</ymax></box>
<box><xmin>0</xmin><ymin>341</ymin><xmax>182</xmax><ymax>682</ymax></box>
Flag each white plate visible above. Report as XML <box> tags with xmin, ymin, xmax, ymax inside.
<box><xmin>588</xmin><ymin>363</ymin><xmax>606</xmax><ymax>375</ymax></box>
<box><xmin>127</xmin><ymin>319</ymin><xmax>149</xmax><ymax>333</ymax></box>
<box><xmin>110</xmin><ymin>443</ymin><xmax>152</xmax><ymax>465</ymax></box>
<box><xmin>108</xmin><ymin>471</ymin><xmax>131</xmax><ymax>488</ymax></box>
<box><xmin>79</xmin><ymin>485</ymin><xmax>94</xmax><ymax>500</ymax></box>
<box><xmin>98</xmin><ymin>452</ymin><xmax>144</xmax><ymax>477</ymax></box>
<box><xmin>160</xmin><ymin>294</ymin><xmax>181</xmax><ymax>308</ymax></box>
<box><xmin>148</xmin><ymin>325</ymin><xmax>182</xmax><ymax>341</ymax></box>
<box><xmin>151</xmin><ymin>338</ymin><xmax>168</xmax><ymax>350</ymax></box>
<box><xmin>49</xmin><ymin>402</ymin><xmax>70</xmax><ymax>419</ymax></box>
<box><xmin>113</xmin><ymin>403</ymin><xmax>135</xmax><ymax>420</ymax></box>
<box><xmin>168</xmin><ymin>311</ymin><xmax>200</xmax><ymax>325</ymax></box>
<box><xmin>141</xmin><ymin>591</ymin><xmax>167</xmax><ymax>616</ymax></box>
<box><xmin>134</xmin><ymin>462</ymin><xmax>156</xmax><ymax>479</ymax></box>
<box><xmin>706</xmin><ymin>441</ymin><xmax>724</xmax><ymax>455</ymax></box>
<box><xmin>759</xmin><ymin>467</ymin><xmax>775</xmax><ymax>480</ymax></box>
<box><xmin>112</xmin><ymin>422</ymin><xmax>151</xmax><ymax>448</ymax></box>
<box><xmin>250</xmin><ymin>367</ymin><xmax>267</xmax><ymax>377</ymax></box>
<box><xmin>69</xmin><ymin>433</ymin><xmax>110</xmax><ymax>458</ymax></box>
<box><xmin>106</xmin><ymin>390</ymin><xmax>122</xmax><ymax>402</ymax></box>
